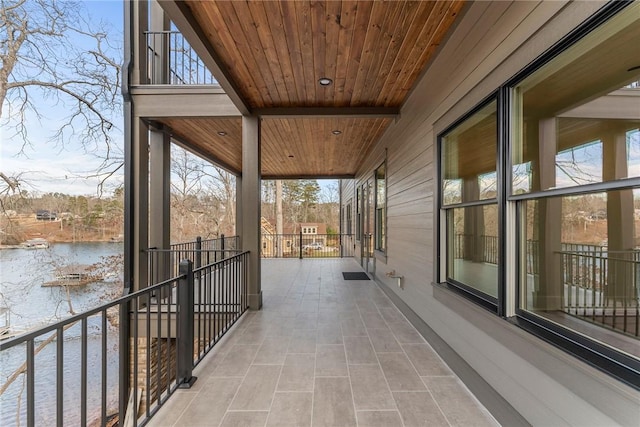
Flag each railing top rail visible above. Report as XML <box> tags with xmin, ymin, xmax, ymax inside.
<box><xmin>169</xmin><ymin>236</ymin><xmax>238</xmax><ymax>245</ymax></box>
<box><xmin>556</xmin><ymin>249</ymin><xmax>640</xmax><ymax>254</ymax></box>
<box><xmin>193</xmin><ymin>250</ymin><xmax>249</xmax><ymax>274</ymax></box>
<box><xmin>0</xmin><ymin>275</ymin><xmax>182</xmax><ymax>351</ymax></box>
<box><xmin>147</xmin><ymin>248</ymin><xmax>243</xmax><ymax>253</ymax></box>
<box><xmin>144</xmin><ymin>30</ymin><xmax>180</xmax><ymax>35</ymax></box>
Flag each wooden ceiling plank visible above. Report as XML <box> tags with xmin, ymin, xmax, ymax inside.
<box><xmin>371</xmin><ymin>1</ymin><xmax>422</xmax><ymax>106</ymax></box>
<box><xmin>319</xmin><ymin>119</ymin><xmax>330</xmax><ymax>173</ymax></box>
<box><xmin>380</xmin><ymin>2</ymin><xmax>448</xmax><ymax>105</ymax></box>
<box><xmin>261</xmin><ymin>1</ymin><xmax>300</xmax><ymax>105</ymax></box>
<box><xmin>295</xmin><ymin>119</ymin><xmax>310</xmax><ymax>172</ymax></box>
<box><xmin>350</xmin><ymin>0</ymin><xmax>387</xmax><ymax>106</ymax></box>
<box><xmin>280</xmin><ymin>1</ymin><xmax>309</xmax><ymax>105</ymax></box>
<box><xmin>333</xmin><ymin>0</ymin><xmax>357</xmax><ymax>107</ymax></box>
<box><xmin>161</xmin><ymin>117</ymin><xmax>244</xmax><ymax>174</ymax></box>
<box><xmin>248</xmin><ymin>1</ymin><xmax>293</xmax><ymax>105</ymax></box>
<box><xmin>323</xmin><ymin>1</ymin><xmax>343</xmax><ymax>105</ymax></box>
<box><xmin>401</xmin><ymin>1</ymin><xmax>465</xmax><ymax>95</ymax></box>
<box><xmin>295</xmin><ymin>1</ymin><xmax>316</xmax><ymax>106</ymax></box>
<box><xmin>261</xmin><ymin>122</ymin><xmax>278</xmax><ymax>176</ymax></box>
<box><xmin>160</xmin><ymin>0</ymin><xmax>250</xmax><ymax>115</ymax></box>
<box><xmin>354</xmin><ymin>118</ymin><xmax>390</xmax><ymax>172</ymax></box>
<box><xmin>192</xmin><ymin>2</ymin><xmax>261</xmax><ymax>106</ymax></box>
<box><xmin>311</xmin><ymin>1</ymin><xmax>328</xmax><ymax>105</ymax></box>
<box><xmin>342</xmin><ymin>1</ymin><xmax>374</xmax><ymax>106</ymax></box>
<box><xmin>215</xmin><ymin>1</ymin><xmax>276</xmax><ymax>108</ymax></box>
<box><xmin>395</xmin><ymin>1</ymin><xmax>464</xmax><ymax>102</ymax></box>
<box><xmin>376</xmin><ymin>1</ymin><xmax>436</xmax><ymax>106</ymax></box>
<box><xmin>358</xmin><ymin>1</ymin><xmax>406</xmax><ymax>104</ymax></box>
<box><xmin>260</xmin><ymin>121</ymin><xmax>281</xmax><ymax>175</ymax></box>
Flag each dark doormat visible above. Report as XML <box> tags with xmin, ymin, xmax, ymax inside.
<box><xmin>342</xmin><ymin>272</ymin><xmax>370</xmax><ymax>280</ymax></box>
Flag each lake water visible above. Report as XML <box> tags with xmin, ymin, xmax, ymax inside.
<box><xmin>0</xmin><ymin>242</ymin><xmax>124</xmax><ymax>426</ymax></box>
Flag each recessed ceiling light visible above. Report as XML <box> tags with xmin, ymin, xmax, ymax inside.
<box><xmin>332</xmin><ymin>130</ymin><xmax>342</xmax><ymax>135</ymax></box>
<box><xmin>318</xmin><ymin>77</ymin><xmax>333</xmax><ymax>86</ymax></box>
<box><xmin>217</xmin><ymin>131</ymin><xmax>227</xmax><ymax>136</ymax></box>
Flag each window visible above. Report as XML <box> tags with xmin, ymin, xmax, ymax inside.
<box><xmin>356</xmin><ymin>187</ymin><xmax>362</xmax><ymax>241</ymax></box>
<box><xmin>375</xmin><ymin>162</ymin><xmax>387</xmax><ymax>252</ymax></box>
<box><xmin>511</xmin><ymin>3</ymin><xmax>640</xmax><ymax>368</ymax></box>
<box><xmin>437</xmin><ymin>1</ymin><xmax>640</xmax><ymax>385</ymax></box>
<box><xmin>346</xmin><ymin>199</ymin><xmax>353</xmax><ymax>235</ymax></box>
<box><xmin>440</xmin><ymin>99</ymin><xmax>499</xmax><ymax>302</ymax></box>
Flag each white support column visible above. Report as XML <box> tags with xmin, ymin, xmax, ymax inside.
<box><xmin>133</xmin><ymin>116</ymin><xmax>150</xmax><ymax>291</ymax></box>
<box><xmin>533</xmin><ymin>117</ymin><xmax>562</xmax><ymax>310</ymax></box>
<box><xmin>149</xmin><ymin>128</ymin><xmax>171</xmax><ymax>284</ymax></box>
<box><xmin>242</xmin><ymin>116</ymin><xmax>262</xmax><ymax>309</ymax></box>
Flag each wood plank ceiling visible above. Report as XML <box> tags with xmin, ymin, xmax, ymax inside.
<box><xmin>159</xmin><ymin>0</ymin><xmax>465</xmax><ymax>178</ymax></box>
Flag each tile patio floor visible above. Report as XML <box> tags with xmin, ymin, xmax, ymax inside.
<box><xmin>148</xmin><ymin>258</ymin><xmax>500</xmax><ymax>427</ymax></box>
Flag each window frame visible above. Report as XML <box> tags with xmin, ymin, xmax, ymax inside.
<box><xmin>437</xmin><ymin>93</ymin><xmax>502</xmax><ymax>313</ymax></box>
<box><xmin>375</xmin><ymin>161</ymin><xmax>387</xmax><ymax>254</ymax></box>
<box><xmin>346</xmin><ymin>198</ymin><xmax>353</xmax><ymax>235</ymax></box>
<box><xmin>356</xmin><ymin>186</ymin><xmax>362</xmax><ymax>242</ymax></box>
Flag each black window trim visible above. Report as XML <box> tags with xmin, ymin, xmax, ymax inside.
<box><xmin>437</xmin><ymin>91</ymin><xmax>500</xmax><ymax>312</ymax></box>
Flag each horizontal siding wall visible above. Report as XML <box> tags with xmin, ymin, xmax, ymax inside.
<box><xmin>343</xmin><ymin>1</ymin><xmax>640</xmax><ymax>426</ymax></box>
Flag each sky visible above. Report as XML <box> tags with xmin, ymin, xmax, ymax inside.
<box><xmin>0</xmin><ymin>0</ymin><xmax>340</xmax><ymax>198</ymax></box>
<box><xmin>1</xmin><ymin>0</ymin><xmax>124</xmax><ymax>197</ymax></box>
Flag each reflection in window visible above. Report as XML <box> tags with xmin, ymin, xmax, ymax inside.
<box><xmin>447</xmin><ymin>205</ymin><xmax>498</xmax><ymax>298</ymax></box>
<box><xmin>442</xmin><ymin>179</ymin><xmax>462</xmax><ymax>205</ymax></box>
<box><xmin>356</xmin><ymin>187</ymin><xmax>362</xmax><ymax>241</ymax></box>
<box><xmin>442</xmin><ymin>100</ymin><xmax>497</xmax><ymax>205</ymax></box>
<box><xmin>555</xmin><ymin>140</ymin><xmax>602</xmax><ymax>187</ymax></box>
<box><xmin>511</xmin><ymin>4</ymin><xmax>640</xmax><ymax>356</ymax></box>
<box><xmin>479</xmin><ymin>172</ymin><xmax>497</xmax><ymax>199</ymax></box>
<box><xmin>512</xmin><ymin>9</ymin><xmax>640</xmax><ymax>194</ymax></box>
<box><xmin>519</xmin><ymin>190</ymin><xmax>639</xmax><ymax>356</ymax></box>
<box><xmin>346</xmin><ymin>200</ymin><xmax>353</xmax><ymax>235</ymax></box>
<box><xmin>441</xmin><ymin>99</ymin><xmax>498</xmax><ymax>300</ymax></box>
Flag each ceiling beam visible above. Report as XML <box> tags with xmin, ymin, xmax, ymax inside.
<box><xmin>261</xmin><ymin>174</ymin><xmax>355</xmax><ymax>180</ymax></box>
<box><xmin>158</xmin><ymin>0</ymin><xmax>251</xmax><ymax>115</ymax></box>
<box><xmin>131</xmin><ymin>86</ymin><xmax>240</xmax><ymax>118</ymax></box>
<box><xmin>254</xmin><ymin>107</ymin><xmax>400</xmax><ymax>119</ymax></box>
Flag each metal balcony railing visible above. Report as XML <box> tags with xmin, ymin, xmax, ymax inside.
<box><xmin>0</xmin><ymin>249</ymin><xmax>249</xmax><ymax>426</ymax></box>
<box><xmin>148</xmin><ymin>235</ymin><xmax>240</xmax><ymax>284</ymax></box>
<box><xmin>145</xmin><ymin>31</ymin><xmax>218</xmax><ymax>85</ymax></box>
<box><xmin>260</xmin><ymin>233</ymin><xmax>356</xmax><ymax>259</ymax></box>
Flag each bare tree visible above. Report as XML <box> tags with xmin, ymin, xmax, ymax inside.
<box><xmin>1</xmin><ymin>0</ymin><xmax>122</xmax><ymax>192</ymax></box>
<box><xmin>170</xmin><ymin>146</ymin><xmax>236</xmax><ymax>241</ymax></box>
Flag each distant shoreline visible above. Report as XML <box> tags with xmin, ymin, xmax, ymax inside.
<box><xmin>0</xmin><ymin>239</ymin><xmax>123</xmax><ymax>250</ymax></box>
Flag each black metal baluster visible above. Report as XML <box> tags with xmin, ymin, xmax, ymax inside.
<box><xmin>57</xmin><ymin>326</ymin><xmax>64</xmax><ymax>427</ymax></box>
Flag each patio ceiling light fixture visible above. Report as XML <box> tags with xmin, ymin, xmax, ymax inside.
<box><xmin>217</xmin><ymin>131</ymin><xmax>227</xmax><ymax>136</ymax></box>
<box><xmin>318</xmin><ymin>77</ymin><xmax>333</xmax><ymax>86</ymax></box>
<box><xmin>332</xmin><ymin>130</ymin><xmax>342</xmax><ymax>135</ymax></box>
